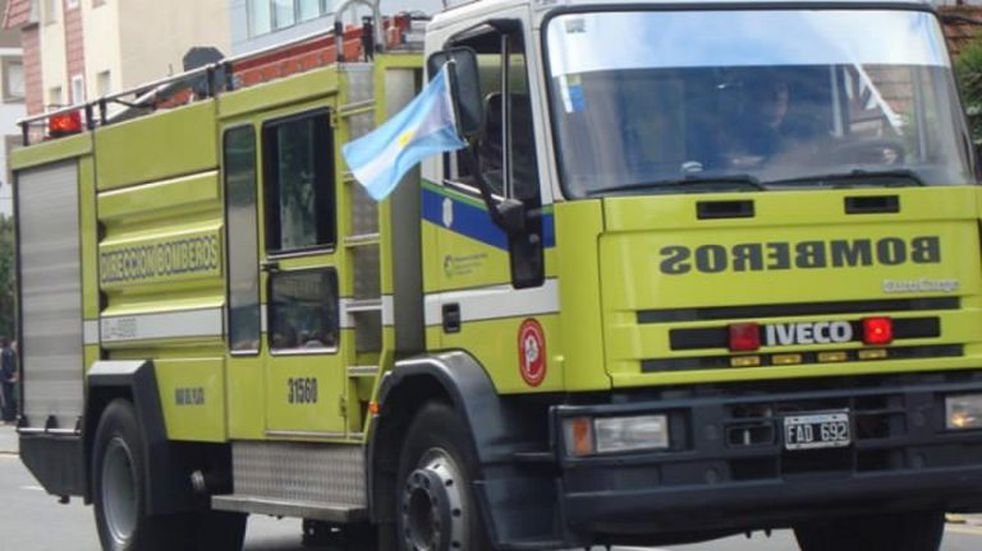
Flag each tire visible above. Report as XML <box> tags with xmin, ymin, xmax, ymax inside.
<box><xmin>794</xmin><ymin>510</ymin><xmax>945</xmax><ymax>551</ymax></box>
<box><xmin>395</xmin><ymin>402</ymin><xmax>492</xmax><ymax>551</ymax></box>
<box><xmin>92</xmin><ymin>399</ymin><xmax>184</xmax><ymax>551</ymax></box>
<box><xmin>92</xmin><ymin>399</ymin><xmax>247</xmax><ymax>551</ymax></box>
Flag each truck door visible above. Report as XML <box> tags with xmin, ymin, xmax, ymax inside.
<box><xmin>424</xmin><ymin>14</ymin><xmax>560</xmax><ymax>391</ymax></box>
<box><xmin>257</xmin><ymin>109</ymin><xmax>346</xmax><ymax>436</ymax></box>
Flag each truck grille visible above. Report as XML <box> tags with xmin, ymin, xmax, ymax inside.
<box><xmin>637</xmin><ymin>297</ymin><xmax>961</xmax><ymax>372</ymax></box>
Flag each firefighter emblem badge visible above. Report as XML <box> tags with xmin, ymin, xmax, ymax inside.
<box><xmin>518</xmin><ymin>319</ymin><xmax>546</xmax><ymax>387</ymax></box>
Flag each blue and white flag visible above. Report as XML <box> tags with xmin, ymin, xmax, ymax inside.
<box><xmin>342</xmin><ymin>64</ymin><xmax>468</xmax><ymax>201</ymax></box>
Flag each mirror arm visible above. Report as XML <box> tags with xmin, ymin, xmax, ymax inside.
<box><xmin>459</xmin><ymin>145</ymin><xmax>525</xmax><ymax>235</ymax></box>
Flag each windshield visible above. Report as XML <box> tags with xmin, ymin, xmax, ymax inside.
<box><xmin>545</xmin><ymin>9</ymin><xmax>974</xmax><ymax>197</ymax></box>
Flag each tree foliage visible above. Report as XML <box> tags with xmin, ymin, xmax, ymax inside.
<box><xmin>0</xmin><ymin>213</ymin><xmax>14</xmax><ymax>340</ymax></box>
<box><xmin>955</xmin><ymin>38</ymin><xmax>982</xmax><ymax>145</ymax></box>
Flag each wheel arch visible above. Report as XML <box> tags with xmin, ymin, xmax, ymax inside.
<box><xmin>367</xmin><ymin>350</ymin><xmax>510</xmax><ymax>524</ymax></box>
<box><xmin>85</xmin><ymin>360</ymin><xmax>194</xmax><ymax>515</ymax></box>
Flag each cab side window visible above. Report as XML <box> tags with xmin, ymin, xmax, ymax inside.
<box><xmin>446</xmin><ymin>30</ymin><xmax>540</xmax><ymax>202</ymax></box>
<box><xmin>263</xmin><ymin>111</ymin><xmax>335</xmax><ymax>253</ymax></box>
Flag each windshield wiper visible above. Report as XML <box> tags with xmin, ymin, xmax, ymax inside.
<box><xmin>590</xmin><ymin>174</ymin><xmax>767</xmax><ymax>196</ymax></box>
<box><xmin>765</xmin><ymin>169</ymin><xmax>925</xmax><ymax>188</ymax></box>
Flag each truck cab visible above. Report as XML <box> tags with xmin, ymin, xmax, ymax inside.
<box><xmin>412</xmin><ymin>0</ymin><xmax>982</xmax><ymax>548</ymax></box>
<box><xmin>12</xmin><ymin>0</ymin><xmax>982</xmax><ymax>549</ymax></box>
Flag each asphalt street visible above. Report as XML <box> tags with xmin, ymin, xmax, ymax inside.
<box><xmin>1</xmin><ymin>426</ymin><xmax>981</xmax><ymax>551</ymax></box>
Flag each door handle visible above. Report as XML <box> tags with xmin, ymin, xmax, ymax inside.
<box><xmin>442</xmin><ymin>303</ymin><xmax>461</xmax><ymax>334</ymax></box>
<box><xmin>260</xmin><ymin>260</ymin><xmax>280</xmax><ymax>273</ymax></box>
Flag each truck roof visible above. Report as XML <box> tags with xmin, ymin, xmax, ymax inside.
<box><xmin>430</xmin><ymin>0</ymin><xmax>936</xmax><ymax>31</ymax></box>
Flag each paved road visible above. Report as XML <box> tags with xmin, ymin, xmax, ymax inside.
<box><xmin>2</xmin><ymin>426</ymin><xmax>982</xmax><ymax>550</ymax></box>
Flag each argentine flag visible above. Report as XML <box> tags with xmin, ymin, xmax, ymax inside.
<box><xmin>342</xmin><ymin>64</ymin><xmax>468</xmax><ymax>201</ymax></box>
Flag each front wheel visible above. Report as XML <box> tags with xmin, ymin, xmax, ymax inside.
<box><xmin>395</xmin><ymin>402</ymin><xmax>491</xmax><ymax>551</ymax></box>
<box><xmin>794</xmin><ymin>510</ymin><xmax>945</xmax><ymax>551</ymax></box>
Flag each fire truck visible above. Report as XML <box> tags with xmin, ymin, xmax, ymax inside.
<box><xmin>10</xmin><ymin>0</ymin><xmax>982</xmax><ymax>549</ymax></box>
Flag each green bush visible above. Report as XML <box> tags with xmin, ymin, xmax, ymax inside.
<box><xmin>955</xmin><ymin>38</ymin><xmax>982</xmax><ymax>144</ymax></box>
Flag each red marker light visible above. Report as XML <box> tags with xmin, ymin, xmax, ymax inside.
<box><xmin>863</xmin><ymin>317</ymin><xmax>893</xmax><ymax>345</ymax></box>
<box><xmin>49</xmin><ymin>111</ymin><xmax>83</xmax><ymax>137</ymax></box>
<box><xmin>729</xmin><ymin>323</ymin><xmax>760</xmax><ymax>351</ymax></box>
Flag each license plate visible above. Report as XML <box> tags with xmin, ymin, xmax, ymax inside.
<box><xmin>783</xmin><ymin>411</ymin><xmax>851</xmax><ymax>451</ymax></box>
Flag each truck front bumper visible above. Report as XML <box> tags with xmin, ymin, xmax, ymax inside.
<box><xmin>551</xmin><ymin>371</ymin><xmax>982</xmax><ymax>542</ymax></box>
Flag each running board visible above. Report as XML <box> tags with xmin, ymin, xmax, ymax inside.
<box><xmin>211</xmin><ymin>495</ymin><xmax>367</xmax><ymax>523</ymax></box>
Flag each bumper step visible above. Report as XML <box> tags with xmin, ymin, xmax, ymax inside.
<box><xmin>211</xmin><ymin>495</ymin><xmax>367</xmax><ymax>523</ymax></box>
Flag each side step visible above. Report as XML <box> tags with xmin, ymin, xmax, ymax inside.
<box><xmin>211</xmin><ymin>495</ymin><xmax>367</xmax><ymax>523</ymax></box>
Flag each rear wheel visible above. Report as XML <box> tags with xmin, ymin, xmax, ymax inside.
<box><xmin>92</xmin><ymin>399</ymin><xmax>246</xmax><ymax>551</ymax></box>
<box><xmin>93</xmin><ymin>399</ymin><xmax>181</xmax><ymax>551</ymax></box>
<box><xmin>395</xmin><ymin>402</ymin><xmax>491</xmax><ymax>551</ymax></box>
<box><xmin>794</xmin><ymin>510</ymin><xmax>944</xmax><ymax>551</ymax></box>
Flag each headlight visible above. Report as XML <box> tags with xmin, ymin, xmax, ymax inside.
<box><xmin>946</xmin><ymin>394</ymin><xmax>982</xmax><ymax>430</ymax></box>
<box><xmin>563</xmin><ymin>414</ymin><xmax>670</xmax><ymax>456</ymax></box>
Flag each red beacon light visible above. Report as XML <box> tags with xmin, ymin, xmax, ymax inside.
<box><xmin>48</xmin><ymin>111</ymin><xmax>83</xmax><ymax>138</ymax></box>
<box><xmin>862</xmin><ymin>317</ymin><xmax>894</xmax><ymax>345</ymax></box>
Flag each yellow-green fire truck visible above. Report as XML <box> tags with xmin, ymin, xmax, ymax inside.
<box><xmin>11</xmin><ymin>0</ymin><xmax>982</xmax><ymax>549</ymax></box>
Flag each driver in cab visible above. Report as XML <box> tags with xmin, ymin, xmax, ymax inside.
<box><xmin>724</xmin><ymin>76</ymin><xmax>815</xmax><ymax>169</ymax></box>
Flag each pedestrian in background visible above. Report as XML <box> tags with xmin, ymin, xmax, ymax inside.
<box><xmin>0</xmin><ymin>337</ymin><xmax>17</xmax><ymax>423</ymax></box>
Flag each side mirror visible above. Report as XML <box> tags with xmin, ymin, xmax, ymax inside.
<box><xmin>427</xmin><ymin>47</ymin><xmax>483</xmax><ymax>139</ymax></box>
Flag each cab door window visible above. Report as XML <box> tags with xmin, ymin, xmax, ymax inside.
<box><xmin>269</xmin><ymin>268</ymin><xmax>339</xmax><ymax>352</ymax></box>
<box><xmin>446</xmin><ymin>30</ymin><xmax>540</xmax><ymax>203</ymax></box>
<box><xmin>263</xmin><ymin>111</ymin><xmax>335</xmax><ymax>253</ymax></box>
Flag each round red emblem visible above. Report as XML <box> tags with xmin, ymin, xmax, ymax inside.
<box><xmin>517</xmin><ymin>319</ymin><xmax>547</xmax><ymax>387</ymax></box>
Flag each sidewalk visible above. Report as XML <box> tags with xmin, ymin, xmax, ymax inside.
<box><xmin>0</xmin><ymin>422</ymin><xmax>17</xmax><ymax>454</ymax></box>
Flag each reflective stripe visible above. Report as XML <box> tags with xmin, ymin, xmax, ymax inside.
<box><xmin>101</xmin><ymin>307</ymin><xmax>223</xmax><ymax>343</ymax></box>
<box><xmin>382</xmin><ymin>295</ymin><xmax>394</xmax><ymax>327</ymax></box>
<box><xmin>424</xmin><ymin>279</ymin><xmax>559</xmax><ymax>326</ymax></box>
<box><xmin>83</xmin><ymin>320</ymin><xmax>100</xmax><ymax>345</ymax></box>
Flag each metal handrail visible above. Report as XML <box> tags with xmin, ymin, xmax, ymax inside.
<box><xmin>334</xmin><ymin>0</ymin><xmax>384</xmax><ymax>62</ymax></box>
<box><xmin>18</xmin><ymin>5</ymin><xmax>390</xmax><ymax>132</ymax></box>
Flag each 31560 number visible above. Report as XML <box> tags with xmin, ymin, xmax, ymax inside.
<box><xmin>287</xmin><ymin>377</ymin><xmax>318</xmax><ymax>404</ymax></box>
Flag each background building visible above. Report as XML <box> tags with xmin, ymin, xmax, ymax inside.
<box><xmin>3</xmin><ymin>0</ymin><xmax>230</xmax><ymax>116</ymax></box>
<box><xmin>0</xmin><ymin>0</ymin><xmax>22</xmax><ymax>217</ymax></box>
<box><xmin>231</xmin><ymin>0</ymin><xmax>442</xmax><ymax>55</ymax></box>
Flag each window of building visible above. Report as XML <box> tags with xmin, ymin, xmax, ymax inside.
<box><xmin>262</xmin><ymin>111</ymin><xmax>335</xmax><ymax>253</ymax></box>
<box><xmin>269</xmin><ymin>268</ymin><xmax>338</xmax><ymax>352</ymax></box>
<box><xmin>298</xmin><ymin>0</ymin><xmax>320</xmax><ymax>22</ymax></box>
<box><xmin>2</xmin><ymin>59</ymin><xmax>24</xmax><ymax>102</ymax></box>
<box><xmin>248</xmin><ymin>0</ymin><xmax>272</xmax><ymax>36</ymax></box>
<box><xmin>71</xmin><ymin>74</ymin><xmax>85</xmax><ymax>104</ymax></box>
<box><xmin>272</xmin><ymin>0</ymin><xmax>295</xmax><ymax>29</ymax></box>
<box><xmin>66</xmin><ymin>0</ymin><xmax>79</xmax><ymax>9</ymax></box>
<box><xmin>44</xmin><ymin>0</ymin><xmax>58</xmax><ymax>24</ymax></box>
<box><xmin>96</xmin><ymin>70</ymin><xmax>111</xmax><ymax>97</ymax></box>
<box><xmin>47</xmin><ymin>86</ymin><xmax>63</xmax><ymax>109</ymax></box>
<box><xmin>224</xmin><ymin>126</ymin><xmax>261</xmax><ymax>353</ymax></box>
<box><xmin>248</xmin><ymin>0</ymin><xmax>332</xmax><ymax>37</ymax></box>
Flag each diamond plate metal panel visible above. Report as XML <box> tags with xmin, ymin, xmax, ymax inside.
<box><xmin>233</xmin><ymin>442</ymin><xmax>367</xmax><ymax>506</ymax></box>
<box><xmin>350</xmin><ymin>182</ymin><xmax>379</xmax><ymax>235</ymax></box>
<box><xmin>347</xmin><ymin>111</ymin><xmax>375</xmax><ymax>141</ymax></box>
<box><xmin>342</xmin><ymin>64</ymin><xmax>374</xmax><ymax>104</ymax></box>
<box><xmin>352</xmin><ymin>244</ymin><xmax>380</xmax><ymax>300</ymax></box>
<box><xmin>354</xmin><ymin>310</ymin><xmax>382</xmax><ymax>353</ymax></box>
